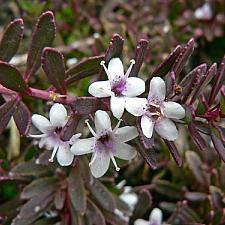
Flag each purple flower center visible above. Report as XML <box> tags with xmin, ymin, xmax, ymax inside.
<box><xmin>112</xmin><ymin>79</ymin><xmax>126</xmax><ymax>96</ymax></box>
<box><xmin>55</xmin><ymin>127</ymin><xmax>62</xmax><ymax>134</ymax></box>
<box><xmin>147</xmin><ymin>103</ymin><xmax>162</xmax><ymax>120</ymax></box>
<box><xmin>97</xmin><ymin>134</ymin><xmax>113</xmax><ymax>152</ymax></box>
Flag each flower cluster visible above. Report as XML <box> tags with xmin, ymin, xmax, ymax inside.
<box><xmin>30</xmin><ymin>58</ymin><xmax>185</xmax><ymax>178</ymax></box>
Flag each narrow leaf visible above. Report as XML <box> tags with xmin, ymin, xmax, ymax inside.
<box><xmin>171</xmin><ymin>38</ymin><xmax>195</xmax><ymax>77</ymax></box>
<box><xmin>190</xmin><ymin>63</ymin><xmax>217</xmax><ymax>104</ymax></box>
<box><xmin>129</xmin><ymin>39</ymin><xmax>148</xmax><ymax>77</ymax></box>
<box><xmin>188</xmin><ymin>122</ymin><xmax>208</xmax><ymax>151</ymax></box>
<box><xmin>66</xmin><ymin>56</ymin><xmax>104</xmax><ymax>85</ymax></box>
<box><xmin>98</xmin><ymin>34</ymin><xmax>124</xmax><ymax>80</ymax></box>
<box><xmin>88</xmin><ymin>179</ymin><xmax>116</xmax><ymax>212</ymax></box>
<box><xmin>21</xmin><ymin>177</ymin><xmax>58</xmax><ymax>199</ymax></box>
<box><xmin>11</xmin><ymin>160</ymin><xmax>52</xmax><ymax>177</ymax></box>
<box><xmin>150</xmin><ymin>45</ymin><xmax>181</xmax><ymax>78</ymax></box>
<box><xmin>25</xmin><ymin>11</ymin><xmax>56</xmax><ymax>81</ymax></box>
<box><xmin>0</xmin><ymin>62</ymin><xmax>29</xmax><ymax>93</ymax></box>
<box><xmin>184</xmin><ymin>192</ymin><xmax>208</xmax><ymax>202</ymax></box>
<box><xmin>60</xmin><ymin>113</ymin><xmax>81</xmax><ymax>141</ymax></box>
<box><xmin>71</xmin><ymin>97</ymin><xmax>109</xmax><ymax>115</ymax></box>
<box><xmin>12</xmin><ymin>191</ymin><xmax>54</xmax><ymax>225</ymax></box>
<box><xmin>211</xmin><ymin>126</ymin><xmax>225</xmax><ymax>162</ymax></box>
<box><xmin>209</xmin><ymin>56</ymin><xmax>225</xmax><ymax>105</ymax></box>
<box><xmin>68</xmin><ymin>165</ymin><xmax>86</xmax><ymax>214</ymax></box>
<box><xmin>86</xmin><ymin>199</ymin><xmax>106</xmax><ymax>225</ymax></box>
<box><xmin>13</xmin><ymin>101</ymin><xmax>31</xmax><ymax>136</ymax></box>
<box><xmin>164</xmin><ymin>140</ymin><xmax>182</xmax><ymax>166</ymax></box>
<box><xmin>185</xmin><ymin>151</ymin><xmax>208</xmax><ymax>186</ymax></box>
<box><xmin>0</xmin><ymin>98</ymin><xmax>17</xmax><ymax>134</ymax></box>
<box><xmin>0</xmin><ymin>19</ymin><xmax>24</xmax><ymax>62</ymax></box>
<box><xmin>42</xmin><ymin>47</ymin><xmax>66</xmax><ymax>94</ymax></box>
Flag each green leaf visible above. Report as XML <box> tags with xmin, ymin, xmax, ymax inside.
<box><xmin>0</xmin><ymin>19</ymin><xmax>24</xmax><ymax>62</ymax></box>
<box><xmin>25</xmin><ymin>11</ymin><xmax>56</xmax><ymax>81</ymax></box>
<box><xmin>0</xmin><ymin>62</ymin><xmax>29</xmax><ymax>93</ymax></box>
<box><xmin>88</xmin><ymin>179</ymin><xmax>116</xmax><ymax>212</ymax></box>
<box><xmin>68</xmin><ymin>166</ymin><xmax>86</xmax><ymax>214</ymax></box>
<box><xmin>66</xmin><ymin>56</ymin><xmax>104</xmax><ymax>85</ymax></box>
<box><xmin>21</xmin><ymin>177</ymin><xmax>58</xmax><ymax>199</ymax></box>
<box><xmin>42</xmin><ymin>47</ymin><xmax>66</xmax><ymax>94</ymax></box>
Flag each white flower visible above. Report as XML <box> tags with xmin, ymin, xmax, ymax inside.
<box><xmin>194</xmin><ymin>2</ymin><xmax>212</xmax><ymax>20</ymax></box>
<box><xmin>134</xmin><ymin>208</ymin><xmax>163</xmax><ymax>225</ymax></box>
<box><xmin>125</xmin><ymin>77</ymin><xmax>185</xmax><ymax>141</ymax></box>
<box><xmin>88</xmin><ymin>58</ymin><xmax>145</xmax><ymax>119</ymax></box>
<box><xmin>30</xmin><ymin>103</ymin><xmax>81</xmax><ymax>166</ymax></box>
<box><xmin>119</xmin><ymin>186</ymin><xmax>138</xmax><ymax>211</ymax></box>
<box><xmin>71</xmin><ymin>110</ymin><xmax>138</xmax><ymax>178</ymax></box>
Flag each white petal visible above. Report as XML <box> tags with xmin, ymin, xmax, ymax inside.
<box><xmin>125</xmin><ymin>98</ymin><xmax>148</xmax><ymax>116</ymax></box>
<box><xmin>148</xmin><ymin>77</ymin><xmax>166</xmax><ymax>102</ymax></box>
<box><xmin>89</xmin><ymin>152</ymin><xmax>110</xmax><ymax>178</ymax></box>
<box><xmin>122</xmin><ymin>77</ymin><xmax>145</xmax><ymax>97</ymax></box>
<box><xmin>69</xmin><ymin>133</ymin><xmax>82</xmax><ymax>145</ymax></box>
<box><xmin>134</xmin><ymin>219</ymin><xmax>149</xmax><ymax>225</ymax></box>
<box><xmin>88</xmin><ymin>81</ymin><xmax>113</xmax><ymax>97</ymax></box>
<box><xmin>141</xmin><ymin>115</ymin><xmax>154</xmax><ymax>138</ymax></box>
<box><xmin>95</xmin><ymin>110</ymin><xmax>112</xmax><ymax>135</ymax></box>
<box><xmin>114</xmin><ymin>142</ymin><xmax>137</xmax><ymax>160</ymax></box>
<box><xmin>108</xmin><ymin>58</ymin><xmax>124</xmax><ymax>80</ymax></box>
<box><xmin>39</xmin><ymin>135</ymin><xmax>58</xmax><ymax>150</ymax></box>
<box><xmin>70</xmin><ymin>137</ymin><xmax>95</xmax><ymax>155</ymax></box>
<box><xmin>119</xmin><ymin>192</ymin><xmax>138</xmax><ymax>210</ymax></box>
<box><xmin>32</xmin><ymin>114</ymin><xmax>53</xmax><ymax>133</ymax></box>
<box><xmin>155</xmin><ymin>118</ymin><xmax>178</xmax><ymax>141</ymax></box>
<box><xmin>110</xmin><ymin>96</ymin><xmax>125</xmax><ymax>119</ymax></box>
<box><xmin>149</xmin><ymin>208</ymin><xmax>163</xmax><ymax>225</ymax></box>
<box><xmin>114</xmin><ymin>126</ymin><xmax>138</xmax><ymax>142</ymax></box>
<box><xmin>56</xmin><ymin>144</ymin><xmax>74</xmax><ymax>166</ymax></box>
<box><xmin>49</xmin><ymin>103</ymin><xmax>68</xmax><ymax>127</ymax></box>
<box><xmin>163</xmin><ymin>101</ymin><xmax>185</xmax><ymax>119</ymax></box>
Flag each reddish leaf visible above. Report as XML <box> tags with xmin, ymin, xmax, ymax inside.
<box><xmin>25</xmin><ymin>11</ymin><xmax>56</xmax><ymax>81</ymax></box>
<box><xmin>150</xmin><ymin>45</ymin><xmax>181</xmax><ymax>78</ymax></box>
<box><xmin>98</xmin><ymin>34</ymin><xmax>124</xmax><ymax>80</ymax></box>
<box><xmin>66</xmin><ymin>56</ymin><xmax>104</xmax><ymax>85</ymax></box>
<box><xmin>13</xmin><ymin>101</ymin><xmax>31</xmax><ymax>136</ymax></box>
<box><xmin>0</xmin><ymin>98</ymin><xmax>18</xmax><ymax>134</ymax></box>
<box><xmin>164</xmin><ymin>140</ymin><xmax>182</xmax><ymax>166</ymax></box>
<box><xmin>190</xmin><ymin>63</ymin><xmax>217</xmax><ymax>104</ymax></box>
<box><xmin>0</xmin><ymin>62</ymin><xmax>29</xmax><ymax>93</ymax></box>
<box><xmin>71</xmin><ymin>97</ymin><xmax>109</xmax><ymax>115</ymax></box>
<box><xmin>42</xmin><ymin>47</ymin><xmax>66</xmax><ymax>94</ymax></box>
<box><xmin>129</xmin><ymin>39</ymin><xmax>149</xmax><ymax>77</ymax></box>
<box><xmin>0</xmin><ymin>18</ymin><xmax>24</xmax><ymax>62</ymax></box>
<box><xmin>60</xmin><ymin>113</ymin><xmax>81</xmax><ymax>141</ymax></box>
<box><xmin>68</xmin><ymin>165</ymin><xmax>87</xmax><ymax>214</ymax></box>
<box><xmin>209</xmin><ymin>56</ymin><xmax>225</xmax><ymax>105</ymax></box>
<box><xmin>188</xmin><ymin>123</ymin><xmax>208</xmax><ymax>151</ymax></box>
<box><xmin>88</xmin><ymin>179</ymin><xmax>116</xmax><ymax>212</ymax></box>
<box><xmin>172</xmin><ymin>38</ymin><xmax>195</xmax><ymax>77</ymax></box>
<box><xmin>86</xmin><ymin>199</ymin><xmax>106</xmax><ymax>225</ymax></box>
<box><xmin>184</xmin><ymin>192</ymin><xmax>208</xmax><ymax>201</ymax></box>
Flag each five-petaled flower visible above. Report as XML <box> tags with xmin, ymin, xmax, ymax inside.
<box><xmin>134</xmin><ymin>208</ymin><xmax>163</xmax><ymax>225</ymax></box>
<box><xmin>88</xmin><ymin>58</ymin><xmax>145</xmax><ymax>119</ymax></box>
<box><xmin>126</xmin><ymin>77</ymin><xmax>185</xmax><ymax>141</ymax></box>
<box><xmin>30</xmin><ymin>103</ymin><xmax>81</xmax><ymax>166</ymax></box>
<box><xmin>71</xmin><ymin>110</ymin><xmax>138</xmax><ymax>178</ymax></box>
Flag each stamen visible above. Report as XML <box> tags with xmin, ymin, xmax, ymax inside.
<box><xmin>125</xmin><ymin>59</ymin><xmax>135</xmax><ymax>78</ymax></box>
<box><xmin>49</xmin><ymin>145</ymin><xmax>58</xmax><ymax>162</ymax></box>
<box><xmin>85</xmin><ymin>119</ymin><xmax>98</xmax><ymax>138</ymax></box>
<box><xmin>89</xmin><ymin>153</ymin><xmax>97</xmax><ymax>166</ymax></box>
<box><xmin>110</xmin><ymin>153</ymin><xmax>120</xmax><ymax>171</ymax></box>
<box><xmin>100</xmin><ymin>60</ymin><xmax>112</xmax><ymax>81</ymax></box>
<box><xmin>113</xmin><ymin>119</ymin><xmax>123</xmax><ymax>133</ymax></box>
<box><xmin>29</xmin><ymin>134</ymin><xmax>47</xmax><ymax>138</ymax></box>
